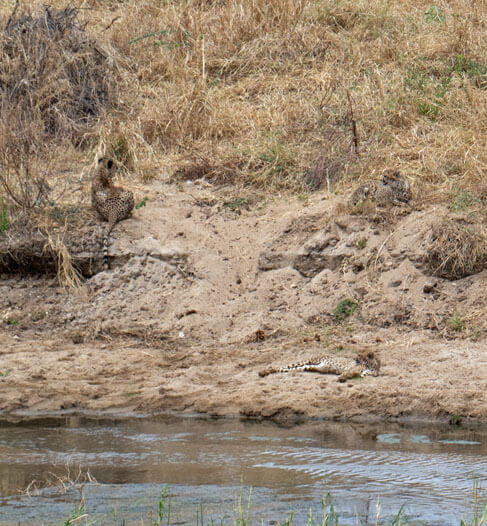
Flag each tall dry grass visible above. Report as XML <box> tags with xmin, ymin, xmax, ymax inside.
<box><xmin>0</xmin><ymin>4</ymin><xmax>116</xmax><ymax>211</ymax></box>
<box><xmin>96</xmin><ymin>0</ymin><xmax>487</xmax><ymax>196</ymax></box>
<box><xmin>2</xmin><ymin>0</ymin><xmax>487</xmax><ymax>198</ymax></box>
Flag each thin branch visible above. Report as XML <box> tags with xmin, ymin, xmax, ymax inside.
<box><xmin>102</xmin><ymin>16</ymin><xmax>120</xmax><ymax>32</ymax></box>
<box><xmin>346</xmin><ymin>90</ymin><xmax>360</xmax><ymax>159</ymax></box>
<box><xmin>5</xmin><ymin>0</ymin><xmax>20</xmax><ymax>32</ymax></box>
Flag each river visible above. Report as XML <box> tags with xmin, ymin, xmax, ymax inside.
<box><xmin>0</xmin><ymin>415</ymin><xmax>486</xmax><ymax>525</ymax></box>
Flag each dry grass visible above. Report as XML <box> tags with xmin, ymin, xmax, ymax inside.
<box><xmin>0</xmin><ymin>4</ymin><xmax>116</xmax><ymax>211</ymax></box>
<box><xmin>23</xmin><ymin>461</ymin><xmax>96</xmax><ymax>496</ymax></box>
<box><xmin>90</xmin><ymin>0</ymin><xmax>487</xmax><ymax>195</ymax></box>
<box><xmin>2</xmin><ymin>5</ymin><xmax>115</xmax><ymax>142</ymax></box>
<box><xmin>1</xmin><ymin>0</ymin><xmax>487</xmax><ymax>195</ymax></box>
<box><xmin>0</xmin><ymin>206</ymin><xmax>104</xmax><ymax>281</ymax></box>
<box><xmin>45</xmin><ymin>232</ymin><xmax>83</xmax><ymax>289</ymax></box>
<box><xmin>423</xmin><ymin>216</ymin><xmax>487</xmax><ymax>280</ymax></box>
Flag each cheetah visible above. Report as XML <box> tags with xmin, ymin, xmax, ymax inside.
<box><xmin>91</xmin><ymin>157</ymin><xmax>134</xmax><ymax>270</ymax></box>
<box><xmin>258</xmin><ymin>350</ymin><xmax>380</xmax><ymax>382</ymax></box>
<box><xmin>349</xmin><ymin>170</ymin><xmax>411</xmax><ymax>207</ymax></box>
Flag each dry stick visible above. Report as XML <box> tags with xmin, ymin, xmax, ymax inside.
<box><xmin>346</xmin><ymin>90</ymin><xmax>360</xmax><ymax>159</ymax></box>
<box><xmin>5</xmin><ymin>0</ymin><xmax>19</xmax><ymax>31</ymax></box>
<box><xmin>1</xmin><ymin>174</ymin><xmax>23</xmax><ymax>208</ymax></box>
<box><xmin>201</xmin><ymin>34</ymin><xmax>206</xmax><ymax>83</ymax></box>
<box><xmin>374</xmin><ymin>230</ymin><xmax>395</xmax><ymax>268</ymax></box>
<box><xmin>102</xmin><ymin>16</ymin><xmax>120</xmax><ymax>32</ymax></box>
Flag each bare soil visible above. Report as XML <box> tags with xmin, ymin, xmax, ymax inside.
<box><xmin>1</xmin><ymin>180</ymin><xmax>486</xmax><ymax>423</ymax></box>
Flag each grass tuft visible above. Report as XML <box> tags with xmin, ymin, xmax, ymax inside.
<box><xmin>333</xmin><ymin>298</ymin><xmax>358</xmax><ymax>321</ymax></box>
<box><xmin>0</xmin><ymin>200</ymin><xmax>8</xmax><ymax>233</ymax></box>
<box><xmin>423</xmin><ymin>218</ymin><xmax>487</xmax><ymax>280</ymax></box>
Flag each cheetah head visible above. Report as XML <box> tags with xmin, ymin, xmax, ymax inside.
<box><xmin>355</xmin><ymin>350</ymin><xmax>380</xmax><ymax>376</ymax></box>
<box><xmin>97</xmin><ymin>157</ymin><xmax>116</xmax><ymax>183</ymax></box>
<box><xmin>381</xmin><ymin>170</ymin><xmax>411</xmax><ymax>203</ymax></box>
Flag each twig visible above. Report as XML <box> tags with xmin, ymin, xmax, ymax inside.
<box><xmin>374</xmin><ymin>230</ymin><xmax>395</xmax><ymax>267</ymax></box>
<box><xmin>102</xmin><ymin>16</ymin><xmax>120</xmax><ymax>32</ymax></box>
<box><xmin>66</xmin><ymin>515</ymin><xmax>89</xmax><ymax>524</ymax></box>
<box><xmin>201</xmin><ymin>34</ymin><xmax>206</xmax><ymax>83</ymax></box>
<box><xmin>5</xmin><ymin>0</ymin><xmax>19</xmax><ymax>31</ymax></box>
<box><xmin>0</xmin><ymin>172</ymin><xmax>23</xmax><ymax>208</ymax></box>
<box><xmin>346</xmin><ymin>90</ymin><xmax>360</xmax><ymax>159</ymax></box>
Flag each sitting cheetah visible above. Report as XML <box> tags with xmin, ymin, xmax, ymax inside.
<box><xmin>349</xmin><ymin>170</ymin><xmax>411</xmax><ymax>207</ymax></box>
<box><xmin>91</xmin><ymin>157</ymin><xmax>134</xmax><ymax>270</ymax></box>
<box><xmin>258</xmin><ymin>350</ymin><xmax>380</xmax><ymax>382</ymax></box>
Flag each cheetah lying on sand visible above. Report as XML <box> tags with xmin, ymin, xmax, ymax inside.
<box><xmin>259</xmin><ymin>350</ymin><xmax>380</xmax><ymax>382</ymax></box>
<box><xmin>91</xmin><ymin>157</ymin><xmax>134</xmax><ymax>270</ymax></box>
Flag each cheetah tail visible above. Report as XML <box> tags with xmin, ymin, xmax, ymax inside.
<box><xmin>103</xmin><ymin>222</ymin><xmax>116</xmax><ymax>271</ymax></box>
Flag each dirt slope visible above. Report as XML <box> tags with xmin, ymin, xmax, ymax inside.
<box><xmin>1</xmin><ymin>181</ymin><xmax>486</xmax><ymax>423</ymax></box>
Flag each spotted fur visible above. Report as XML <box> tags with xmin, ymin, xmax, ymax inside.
<box><xmin>91</xmin><ymin>158</ymin><xmax>134</xmax><ymax>270</ymax></box>
<box><xmin>349</xmin><ymin>170</ymin><xmax>411</xmax><ymax>207</ymax></box>
<box><xmin>258</xmin><ymin>350</ymin><xmax>380</xmax><ymax>382</ymax></box>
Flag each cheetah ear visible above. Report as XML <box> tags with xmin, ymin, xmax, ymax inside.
<box><xmin>107</xmin><ymin>159</ymin><xmax>113</xmax><ymax>169</ymax></box>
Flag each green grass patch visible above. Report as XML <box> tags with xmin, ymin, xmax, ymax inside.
<box><xmin>136</xmin><ymin>197</ymin><xmax>148</xmax><ymax>209</ymax></box>
<box><xmin>333</xmin><ymin>299</ymin><xmax>358</xmax><ymax>321</ymax></box>
<box><xmin>58</xmin><ymin>484</ymin><xmax>487</xmax><ymax>525</ymax></box>
<box><xmin>450</xmin><ymin>189</ymin><xmax>482</xmax><ymax>212</ymax></box>
<box><xmin>449</xmin><ymin>413</ymin><xmax>463</xmax><ymax>426</ymax></box>
<box><xmin>452</xmin><ymin>55</ymin><xmax>487</xmax><ymax>87</ymax></box>
<box><xmin>0</xmin><ymin>200</ymin><xmax>8</xmax><ymax>233</ymax></box>
<box><xmin>404</xmin><ymin>52</ymin><xmax>487</xmax><ymax>121</ymax></box>
<box><xmin>418</xmin><ymin>101</ymin><xmax>440</xmax><ymax>120</ymax></box>
<box><xmin>223</xmin><ymin>197</ymin><xmax>250</xmax><ymax>211</ymax></box>
<box><xmin>424</xmin><ymin>5</ymin><xmax>446</xmax><ymax>23</ymax></box>
<box><xmin>447</xmin><ymin>313</ymin><xmax>464</xmax><ymax>332</ymax></box>
<box><xmin>355</xmin><ymin>238</ymin><xmax>367</xmax><ymax>249</ymax></box>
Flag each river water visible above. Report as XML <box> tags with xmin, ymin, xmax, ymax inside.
<box><xmin>0</xmin><ymin>415</ymin><xmax>486</xmax><ymax>525</ymax></box>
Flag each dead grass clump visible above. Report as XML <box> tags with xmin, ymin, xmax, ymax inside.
<box><xmin>173</xmin><ymin>142</ymin><xmax>303</xmax><ymax>190</ymax></box>
<box><xmin>0</xmin><ymin>210</ymin><xmax>104</xmax><ymax>280</ymax></box>
<box><xmin>45</xmin><ymin>232</ymin><xmax>83</xmax><ymax>289</ymax></box>
<box><xmin>304</xmin><ymin>128</ymin><xmax>356</xmax><ymax>191</ymax></box>
<box><xmin>304</xmin><ymin>152</ymin><xmax>345</xmax><ymax>192</ymax></box>
<box><xmin>173</xmin><ymin>156</ymin><xmax>241</xmax><ymax>184</ymax></box>
<box><xmin>1</xmin><ymin>4</ymin><xmax>116</xmax><ymax>142</ymax></box>
<box><xmin>423</xmin><ymin>218</ymin><xmax>487</xmax><ymax>280</ymax></box>
<box><xmin>0</xmin><ymin>4</ymin><xmax>116</xmax><ymax>212</ymax></box>
<box><xmin>23</xmin><ymin>462</ymin><xmax>96</xmax><ymax>497</ymax></box>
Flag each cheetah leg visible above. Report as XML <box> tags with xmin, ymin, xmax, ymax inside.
<box><xmin>338</xmin><ymin>367</ymin><xmax>366</xmax><ymax>383</ymax></box>
<box><xmin>299</xmin><ymin>365</ymin><xmax>333</xmax><ymax>373</ymax></box>
<box><xmin>258</xmin><ymin>365</ymin><xmax>314</xmax><ymax>377</ymax></box>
